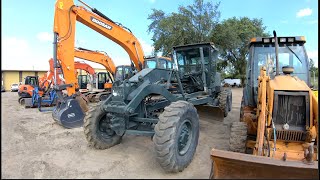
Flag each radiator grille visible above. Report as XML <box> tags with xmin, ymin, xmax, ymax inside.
<box><xmin>271</xmin><ymin>130</ymin><xmax>305</xmax><ymax>142</ymax></box>
<box><xmin>274</xmin><ymin>95</ymin><xmax>306</xmax><ymax>126</ymax></box>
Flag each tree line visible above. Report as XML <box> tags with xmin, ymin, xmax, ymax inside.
<box><xmin>147</xmin><ymin>0</ymin><xmax>269</xmax><ymax>84</ymax></box>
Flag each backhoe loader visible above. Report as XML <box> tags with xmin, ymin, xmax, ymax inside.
<box><xmin>210</xmin><ymin>31</ymin><xmax>318</xmax><ymax>179</ymax></box>
<box><xmin>51</xmin><ymin>0</ymin><xmax>172</xmax><ymax>128</ymax></box>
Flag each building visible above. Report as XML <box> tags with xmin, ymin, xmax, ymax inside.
<box><xmin>1</xmin><ymin>68</ymin><xmax>109</xmax><ymax>91</ymax></box>
<box><xmin>1</xmin><ymin>70</ymin><xmax>48</xmax><ymax>91</ymax></box>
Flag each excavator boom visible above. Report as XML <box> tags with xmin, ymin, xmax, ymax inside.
<box><xmin>53</xmin><ymin>0</ymin><xmax>146</xmax><ymax>128</ymax></box>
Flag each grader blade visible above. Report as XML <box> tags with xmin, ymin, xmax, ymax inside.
<box><xmin>210</xmin><ymin>149</ymin><xmax>318</xmax><ymax>179</ymax></box>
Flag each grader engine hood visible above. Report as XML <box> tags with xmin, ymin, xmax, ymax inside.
<box><xmin>105</xmin><ymin>68</ymin><xmax>174</xmax><ymax>114</ymax></box>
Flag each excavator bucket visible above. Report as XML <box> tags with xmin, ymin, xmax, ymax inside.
<box><xmin>52</xmin><ymin>97</ymin><xmax>87</xmax><ymax>128</ymax></box>
<box><xmin>210</xmin><ymin>149</ymin><xmax>318</xmax><ymax>179</ymax></box>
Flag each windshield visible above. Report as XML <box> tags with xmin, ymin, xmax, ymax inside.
<box><xmin>145</xmin><ymin>60</ymin><xmax>157</xmax><ymax>68</ymax></box>
<box><xmin>252</xmin><ymin>44</ymin><xmax>308</xmax><ymax>86</ymax></box>
<box><xmin>115</xmin><ymin>67</ymin><xmax>132</xmax><ymax>81</ymax></box>
<box><xmin>176</xmin><ymin>47</ymin><xmax>210</xmax><ymax>74</ymax></box>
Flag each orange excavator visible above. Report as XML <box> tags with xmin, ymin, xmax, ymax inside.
<box><xmin>52</xmin><ymin>0</ymin><xmax>147</xmax><ymax>128</ymax></box>
<box><xmin>52</xmin><ymin>0</ymin><xmax>173</xmax><ymax>128</ymax></box>
<box><xmin>18</xmin><ymin>58</ymin><xmax>96</xmax><ymax>107</ymax></box>
<box><xmin>73</xmin><ymin>47</ymin><xmax>116</xmax><ymax>102</ymax></box>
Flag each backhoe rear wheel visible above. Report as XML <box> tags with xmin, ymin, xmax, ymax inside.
<box><xmin>153</xmin><ymin>101</ymin><xmax>199</xmax><ymax>173</ymax></box>
<box><xmin>83</xmin><ymin>102</ymin><xmax>122</xmax><ymax>149</ymax></box>
<box><xmin>229</xmin><ymin>122</ymin><xmax>247</xmax><ymax>153</ymax></box>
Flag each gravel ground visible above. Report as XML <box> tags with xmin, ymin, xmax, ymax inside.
<box><xmin>1</xmin><ymin>88</ymin><xmax>242</xmax><ymax>179</ymax></box>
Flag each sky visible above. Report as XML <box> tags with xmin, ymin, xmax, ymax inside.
<box><xmin>1</xmin><ymin>0</ymin><xmax>318</xmax><ymax>71</ymax></box>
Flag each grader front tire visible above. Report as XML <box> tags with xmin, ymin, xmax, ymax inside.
<box><xmin>153</xmin><ymin>101</ymin><xmax>199</xmax><ymax>173</ymax></box>
<box><xmin>83</xmin><ymin>102</ymin><xmax>122</xmax><ymax>149</ymax></box>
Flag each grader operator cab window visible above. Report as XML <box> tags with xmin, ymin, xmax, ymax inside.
<box><xmin>175</xmin><ymin>46</ymin><xmax>211</xmax><ymax>76</ymax></box>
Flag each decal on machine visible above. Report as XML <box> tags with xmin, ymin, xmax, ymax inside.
<box><xmin>91</xmin><ymin>17</ymin><xmax>112</xmax><ymax>30</ymax></box>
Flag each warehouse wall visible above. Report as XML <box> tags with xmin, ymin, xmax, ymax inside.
<box><xmin>3</xmin><ymin>71</ymin><xmax>19</xmax><ymax>91</ymax></box>
<box><xmin>2</xmin><ymin>70</ymin><xmax>48</xmax><ymax>91</ymax></box>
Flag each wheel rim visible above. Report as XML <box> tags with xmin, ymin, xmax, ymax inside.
<box><xmin>98</xmin><ymin>115</ymin><xmax>115</xmax><ymax>139</ymax></box>
<box><xmin>178</xmin><ymin>119</ymin><xmax>192</xmax><ymax>155</ymax></box>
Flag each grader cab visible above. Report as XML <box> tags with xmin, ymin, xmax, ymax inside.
<box><xmin>210</xmin><ymin>31</ymin><xmax>318</xmax><ymax>179</ymax></box>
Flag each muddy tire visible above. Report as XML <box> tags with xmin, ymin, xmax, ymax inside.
<box><xmin>83</xmin><ymin>102</ymin><xmax>122</xmax><ymax>149</ymax></box>
<box><xmin>239</xmin><ymin>97</ymin><xmax>244</xmax><ymax>120</ymax></box>
<box><xmin>218</xmin><ymin>90</ymin><xmax>229</xmax><ymax>117</ymax></box>
<box><xmin>229</xmin><ymin>122</ymin><xmax>247</xmax><ymax>153</ymax></box>
<box><xmin>227</xmin><ymin>90</ymin><xmax>232</xmax><ymax>112</ymax></box>
<box><xmin>153</xmin><ymin>101</ymin><xmax>199</xmax><ymax>173</ymax></box>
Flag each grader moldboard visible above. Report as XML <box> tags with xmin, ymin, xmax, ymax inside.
<box><xmin>83</xmin><ymin>42</ymin><xmax>232</xmax><ymax>172</ymax></box>
<box><xmin>210</xmin><ymin>31</ymin><xmax>318</xmax><ymax>179</ymax></box>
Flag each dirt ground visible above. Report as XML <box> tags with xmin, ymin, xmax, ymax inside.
<box><xmin>1</xmin><ymin>88</ymin><xmax>242</xmax><ymax>179</ymax></box>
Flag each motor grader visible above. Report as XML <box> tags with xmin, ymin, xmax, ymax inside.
<box><xmin>83</xmin><ymin>42</ymin><xmax>232</xmax><ymax>173</ymax></box>
<box><xmin>210</xmin><ymin>31</ymin><xmax>318</xmax><ymax>179</ymax></box>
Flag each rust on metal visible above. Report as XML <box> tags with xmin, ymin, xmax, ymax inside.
<box><xmin>210</xmin><ymin>149</ymin><xmax>318</xmax><ymax>179</ymax></box>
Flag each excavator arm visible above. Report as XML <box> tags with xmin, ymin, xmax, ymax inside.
<box><xmin>53</xmin><ymin>0</ymin><xmax>144</xmax><ymax>96</ymax></box>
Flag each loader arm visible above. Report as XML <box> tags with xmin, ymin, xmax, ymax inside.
<box><xmin>53</xmin><ymin>0</ymin><xmax>145</xmax><ymax>96</ymax></box>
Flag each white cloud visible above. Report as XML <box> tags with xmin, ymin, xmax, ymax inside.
<box><xmin>307</xmin><ymin>20</ymin><xmax>318</xmax><ymax>24</ymax></box>
<box><xmin>149</xmin><ymin>0</ymin><xmax>156</xmax><ymax>3</ymax></box>
<box><xmin>280</xmin><ymin>20</ymin><xmax>288</xmax><ymax>24</ymax></box>
<box><xmin>2</xmin><ymin>37</ymin><xmax>51</xmax><ymax>70</ymax></box>
<box><xmin>138</xmin><ymin>38</ymin><xmax>154</xmax><ymax>56</ymax></box>
<box><xmin>296</xmin><ymin>8</ymin><xmax>312</xmax><ymax>18</ymax></box>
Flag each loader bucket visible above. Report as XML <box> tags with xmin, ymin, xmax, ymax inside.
<box><xmin>52</xmin><ymin>98</ymin><xmax>85</xmax><ymax>129</ymax></box>
<box><xmin>210</xmin><ymin>149</ymin><xmax>318</xmax><ymax>179</ymax></box>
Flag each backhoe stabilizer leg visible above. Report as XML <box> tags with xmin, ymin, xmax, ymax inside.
<box><xmin>52</xmin><ymin>98</ymin><xmax>85</xmax><ymax>128</ymax></box>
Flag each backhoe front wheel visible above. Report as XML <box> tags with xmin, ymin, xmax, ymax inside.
<box><xmin>218</xmin><ymin>90</ymin><xmax>229</xmax><ymax>117</ymax></box>
<box><xmin>229</xmin><ymin>122</ymin><xmax>247</xmax><ymax>153</ymax></box>
<box><xmin>153</xmin><ymin>101</ymin><xmax>199</xmax><ymax>173</ymax></box>
<box><xmin>83</xmin><ymin>102</ymin><xmax>122</xmax><ymax>149</ymax></box>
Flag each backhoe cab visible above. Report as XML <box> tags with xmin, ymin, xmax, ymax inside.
<box><xmin>83</xmin><ymin>42</ymin><xmax>231</xmax><ymax>173</ymax></box>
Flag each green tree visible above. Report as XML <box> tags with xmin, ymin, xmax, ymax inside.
<box><xmin>147</xmin><ymin>0</ymin><xmax>221</xmax><ymax>56</ymax></box>
<box><xmin>211</xmin><ymin>17</ymin><xmax>269</xmax><ymax>84</ymax></box>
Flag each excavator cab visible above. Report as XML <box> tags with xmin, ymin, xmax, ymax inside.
<box><xmin>78</xmin><ymin>75</ymin><xmax>89</xmax><ymax>89</ymax></box>
<box><xmin>18</xmin><ymin>76</ymin><xmax>39</xmax><ymax>98</ymax></box>
<box><xmin>24</xmin><ymin>76</ymin><xmax>39</xmax><ymax>87</ymax></box>
<box><xmin>114</xmin><ymin>65</ymin><xmax>134</xmax><ymax>82</ymax></box>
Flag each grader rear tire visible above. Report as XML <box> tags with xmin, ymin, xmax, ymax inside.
<box><xmin>153</xmin><ymin>101</ymin><xmax>199</xmax><ymax>173</ymax></box>
<box><xmin>229</xmin><ymin>122</ymin><xmax>247</xmax><ymax>153</ymax></box>
<box><xmin>83</xmin><ymin>102</ymin><xmax>122</xmax><ymax>149</ymax></box>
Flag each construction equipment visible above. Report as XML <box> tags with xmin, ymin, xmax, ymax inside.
<box><xmin>19</xmin><ymin>58</ymin><xmax>96</xmax><ymax>108</ymax></box>
<box><xmin>210</xmin><ymin>31</ymin><xmax>318</xmax><ymax>179</ymax></box>
<box><xmin>52</xmin><ymin>0</ymin><xmax>174</xmax><ymax>128</ymax></box>
<box><xmin>83</xmin><ymin>42</ymin><xmax>231</xmax><ymax>173</ymax></box>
